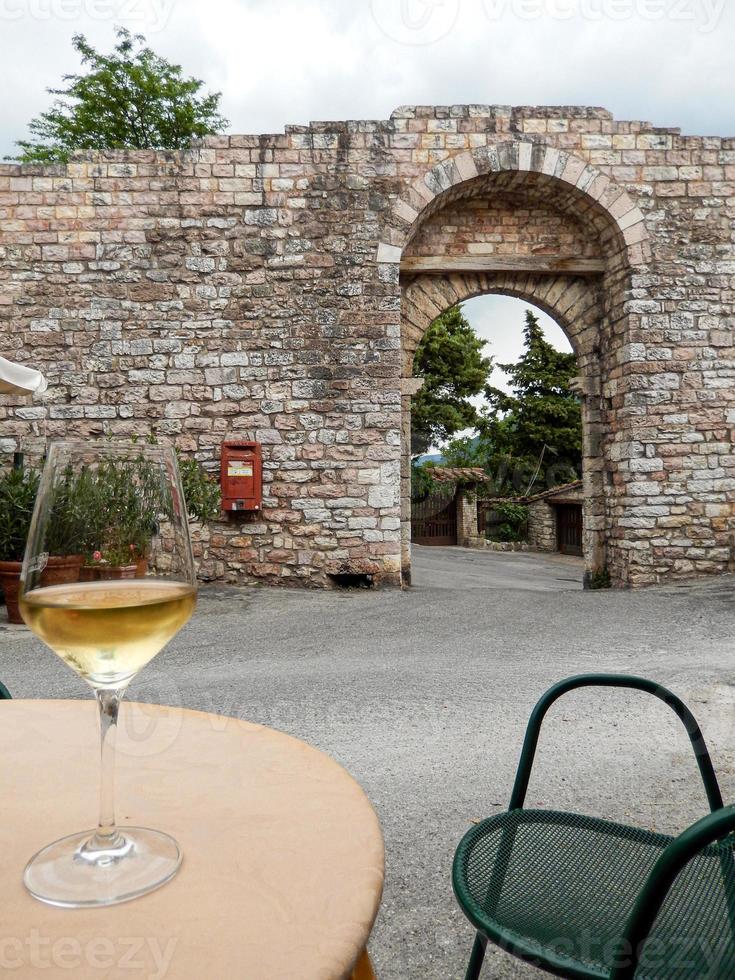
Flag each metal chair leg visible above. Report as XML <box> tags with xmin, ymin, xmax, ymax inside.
<box><xmin>464</xmin><ymin>933</ymin><xmax>487</xmax><ymax>980</ymax></box>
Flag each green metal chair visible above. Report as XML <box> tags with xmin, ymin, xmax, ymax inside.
<box><xmin>453</xmin><ymin>674</ymin><xmax>735</xmax><ymax>979</ymax></box>
<box><xmin>0</xmin><ymin>680</ymin><xmax>10</xmax><ymax>699</ymax></box>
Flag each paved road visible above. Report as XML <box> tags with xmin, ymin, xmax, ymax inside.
<box><xmin>2</xmin><ymin>547</ymin><xmax>735</xmax><ymax>979</ymax></box>
<box><xmin>412</xmin><ymin>543</ymin><xmax>584</xmax><ymax>591</ymax></box>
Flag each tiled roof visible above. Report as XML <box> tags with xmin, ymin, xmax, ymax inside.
<box><xmin>425</xmin><ymin>469</ymin><xmax>582</xmax><ymax>500</ymax></box>
<box><xmin>526</xmin><ymin>480</ymin><xmax>583</xmax><ymax>502</ymax></box>
<box><xmin>479</xmin><ymin>480</ymin><xmax>583</xmax><ymax>505</ymax></box>
<box><xmin>428</xmin><ymin>467</ymin><xmax>489</xmax><ymax>483</ymax></box>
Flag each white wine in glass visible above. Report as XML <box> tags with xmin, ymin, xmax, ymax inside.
<box><xmin>19</xmin><ymin>441</ymin><xmax>197</xmax><ymax>908</ymax></box>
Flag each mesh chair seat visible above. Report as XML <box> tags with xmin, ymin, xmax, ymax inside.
<box><xmin>454</xmin><ymin>808</ymin><xmax>735</xmax><ymax>980</ymax></box>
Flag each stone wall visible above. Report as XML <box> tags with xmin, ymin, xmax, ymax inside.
<box><xmin>527</xmin><ymin>500</ymin><xmax>558</xmax><ymax>553</ymax></box>
<box><xmin>1</xmin><ymin>105</ymin><xmax>734</xmax><ymax>587</ymax></box>
<box><xmin>403</xmin><ymin>190</ymin><xmax>601</xmax><ymax>262</ymax></box>
<box><xmin>456</xmin><ymin>488</ymin><xmax>479</xmax><ymax>547</ymax></box>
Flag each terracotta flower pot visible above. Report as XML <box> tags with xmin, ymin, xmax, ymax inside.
<box><xmin>0</xmin><ymin>560</ymin><xmax>23</xmax><ymax>624</ymax></box>
<box><xmin>40</xmin><ymin>555</ymin><xmax>84</xmax><ymax>588</ymax></box>
<box><xmin>106</xmin><ymin>564</ymin><xmax>137</xmax><ymax>580</ymax></box>
<box><xmin>79</xmin><ymin>564</ymin><xmax>137</xmax><ymax>582</ymax></box>
<box><xmin>135</xmin><ymin>556</ymin><xmax>148</xmax><ymax>578</ymax></box>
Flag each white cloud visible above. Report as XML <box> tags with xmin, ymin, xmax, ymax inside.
<box><xmin>1</xmin><ymin>0</ymin><xmax>733</xmax><ymax>158</ymax></box>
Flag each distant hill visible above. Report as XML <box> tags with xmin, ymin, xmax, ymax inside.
<box><xmin>415</xmin><ymin>452</ymin><xmax>444</xmax><ymax>465</ymax></box>
<box><xmin>415</xmin><ymin>434</ymin><xmax>483</xmax><ymax>467</ymax></box>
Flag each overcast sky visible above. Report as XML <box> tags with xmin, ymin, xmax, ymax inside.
<box><xmin>1</xmin><ymin>0</ymin><xmax>731</xmax><ymax>395</ymax></box>
<box><xmin>464</xmin><ymin>296</ymin><xmax>570</xmax><ymax>396</ymax></box>
<box><xmin>1</xmin><ymin>0</ymin><xmax>732</xmax><ymax>160</ymax></box>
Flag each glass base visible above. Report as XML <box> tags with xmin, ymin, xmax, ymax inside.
<box><xmin>23</xmin><ymin>828</ymin><xmax>182</xmax><ymax>908</ymax></box>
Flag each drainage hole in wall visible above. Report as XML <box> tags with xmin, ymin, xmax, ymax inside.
<box><xmin>328</xmin><ymin>573</ymin><xmax>374</xmax><ymax>589</ymax></box>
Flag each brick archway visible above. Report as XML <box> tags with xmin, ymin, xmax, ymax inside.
<box><xmin>386</xmin><ymin>142</ymin><xmax>651</xmax><ymax>585</ymax></box>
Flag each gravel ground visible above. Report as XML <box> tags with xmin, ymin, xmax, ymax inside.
<box><xmin>2</xmin><ymin>546</ymin><xmax>735</xmax><ymax>979</ymax></box>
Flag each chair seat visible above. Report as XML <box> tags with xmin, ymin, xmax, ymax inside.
<box><xmin>453</xmin><ymin>809</ymin><xmax>735</xmax><ymax>980</ymax></box>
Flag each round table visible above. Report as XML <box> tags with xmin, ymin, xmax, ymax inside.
<box><xmin>0</xmin><ymin>700</ymin><xmax>384</xmax><ymax>979</ymax></box>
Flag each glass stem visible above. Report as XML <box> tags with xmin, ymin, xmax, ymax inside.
<box><xmin>91</xmin><ymin>688</ymin><xmax>125</xmax><ymax>849</ymax></box>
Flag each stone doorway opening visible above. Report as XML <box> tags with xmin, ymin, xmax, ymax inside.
<box><xmin>402</xmin><ymin>274</ymin><xmax>602</xmax><ymax>584</ymax></box>
<box><xmin>556</xmin><ymin>502</ymin><xmax>584</xmax><ymax>557</ymax></box>
<box><xmin>409</xmin><ymin>284</ymin><xmax>582</xmax><ymax>561</ymax></box>
<box><xmin>392</xmin><ymin>152</ymin><xmax>642</xmax><ymax>587</ymax></box>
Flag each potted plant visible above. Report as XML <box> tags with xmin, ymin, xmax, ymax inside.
<box><xmin>80</xmin><ymin>544</ymin><xmax>138</xmax><ymax>581</ymax></box>
<box><xmin>79</xmin><ymin>453</ymin><xmax>162</xmax><ymax>580</ymax></box>
<box><xmin>0</xmin><ymin>465</ymin><xmax>40</xmax><ymax>623</ymax></box>
<box><xmin>40</xmin><ymin>463</ymin><xmax>91</xmax><ymax>587</ymax></box>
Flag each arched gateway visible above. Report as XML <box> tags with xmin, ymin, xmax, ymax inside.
<box><xmin>0</xmin><ymin>106</ymin><xmax>733</xmax><ymax>588</ymax></box>
<box><xmin>394</xmin><ymin>143</ymin><xmax>649</xmax><ymax>585</ymax></box>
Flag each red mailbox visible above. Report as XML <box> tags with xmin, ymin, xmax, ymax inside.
<box><xmin>221</xmin><ymin>441</ymin><xmax>262</xmax><ymax>512</ymax></box>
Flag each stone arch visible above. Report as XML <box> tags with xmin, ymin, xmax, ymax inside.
<box><xmin>377</xmin><ymin>140</ymin><xmax>651</xmax><ymax>265</ymax></box>
<box><xmin>401</xmin><ymin>273</ymin><xmax>601</xmax><ymax>376</ymax></box>
<box><xmin>389</xmin><ymin>140</ymin><xmax>652</xmax><ymax>585</ymax></box>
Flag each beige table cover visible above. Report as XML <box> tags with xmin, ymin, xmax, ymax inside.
<box><xmin>0</xmin><ymin>700</ymin><xmax>384</xmax><ymax>979</ymax></box>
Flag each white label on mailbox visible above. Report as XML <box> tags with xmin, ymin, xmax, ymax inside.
<box><xmin>228</xmin><ymin>461</ymin><xmax>253</xmax><ymax>478</ymax></box>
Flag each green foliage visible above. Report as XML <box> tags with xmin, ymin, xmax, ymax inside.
<box><xmin>11</xmin><ymin>29</ymin><xmax>228</xmax><ymax>164</ymax></box>
<box><xmin>410</xmin><ymin>461</ymin><xmax>438</xmax><ymax>501</ymax></box>
<box><xmin>130</xmin><ymin>434</ymin><xmax>221</xmax><ymax>522</ymax></box>
<box><xmin>495</xmin><ymin>501</ymin><xmax>528</xmax><ymax>527</ymax></box>
<box><xmin>176</xmin><ymin>454</ymin><xmax>221</xmax><ymax>523</ymax></box>
<box><xmin>92</xmin><ymin>454</ymin><xmax>164</xmax><ymax>561</ymax></box>
<box><xmin>480</xmin><ymin>309</ymin><xmax>582</xmax><ymax>493</ymax></box>
<box><xmin>442</xmin><ymin>435</ymin><xmax>501</xmax><ymax>493</ymax></box>
<box><xmin>442</xmin><ymin>435</ymin><xmax>485</xmax><ymax>468</ymax></box>
<box><xmin>411</xmin><ymin>305</ymin><xmax>492</xmax><ymax>457</ymax></box>
<box><xmin>0</xmin><ymin>466</ymin><xmax>40</xmax><ymax>561</ymax></box>
<box><xmin>46</xmin><ymin>463</ymin><xmax>99</xmax><ymax>556</ymax></box>
<box><xmin>43</xmin><ymin>454</ymin><xmax>166</xmax><ymax>565</ymax></box>
<box><xmin>0</xmin><ymin>442</ymin><xmax>221</xmax><ymax>568</ymax></box>
<box><xmin>492</xmin><ymin>502</ymin><xmax>528</xmax><ymax>542</ymax></box>
<box><xmin>589</xmin><ymin>567</ymin><xmax>612</xmax><ymax>590</ymax></box>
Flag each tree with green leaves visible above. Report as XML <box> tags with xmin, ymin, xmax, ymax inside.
<box><xmin>442</xmin><ymin>433</ymin><xmax>492</xmax><ymax>469</ymax></box>
<box><xmin>11</xmin><ymin>28</ymin><xmax>228</xmax><ymax>164</ymax></box>
<box><xmin>410</xmin><ymin>305</ymin><xmax>492</xmax><ymax>457</ymax></box>
<box><xmin>481</xmin><ymin>308</ymin><xmax>581</xmax><ymax>491</ymax></box>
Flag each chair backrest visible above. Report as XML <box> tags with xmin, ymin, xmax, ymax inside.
<box><xmin>509</xmin><ymin>673</ymin><xmax>724</xmax><ymax>813</ymax></box>
<box><xmin>0</xmin><ymin>680</ymin><xmax>11</xmax><ymax>699</ymax></box>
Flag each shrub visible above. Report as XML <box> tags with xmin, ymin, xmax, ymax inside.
<box><xmin>589</xmin><ymin>567</ymin><xmax>612</xmax><ymax>590</ymax></box>
<box><xmin>411</xmin><ymin>461</ymin><xmax>438</xmax><ymax>501</ymax></box>
<box><xmin>0</xmin><ymin>465</ymin><xmax>41</xmax><ymax>561</ymax></box>
<box><xmin>491</xmin><ymin>502</ymin><xmax>528</xmax><ymax>542</ymax></box>
<box><xmin>176</xmin><ymin>453</ymin><xmax>221</xmax><ymax>523</ymax></box>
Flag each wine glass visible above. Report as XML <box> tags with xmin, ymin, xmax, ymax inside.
<box><xmin>18</xmin><ymin>441</ymin><xmax>197</xmax><ymax>908</ymax></box>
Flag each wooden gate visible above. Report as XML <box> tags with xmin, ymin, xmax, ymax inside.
<box><xmin>556</xmin><ymin>504</ymin><xmax>583</xmax><ymax>556</ymax></box>
<box><xmin>411</xmin><ymin>490</ymin><xmax>457</xmax><ymax>546</ymax></box>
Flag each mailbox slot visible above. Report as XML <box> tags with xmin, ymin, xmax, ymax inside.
<box><xmin>221</xmin><ymin>441</ymin><xmax>262</xmax><ymax>512</ymax></box>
